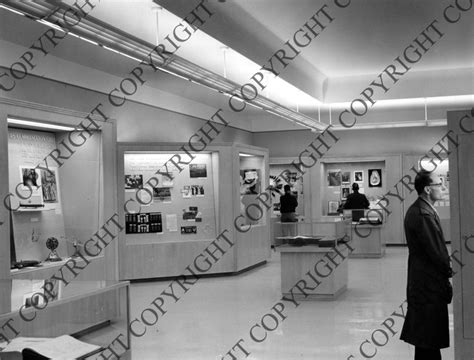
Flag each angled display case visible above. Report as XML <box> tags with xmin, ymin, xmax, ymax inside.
<box><xmin>117</xmin><ymin>142</ymin><xmax>270</xmax><ymax>279</ymax></box>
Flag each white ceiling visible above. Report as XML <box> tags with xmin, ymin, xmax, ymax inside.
<box><xmin>156</xmin><ymin>0</ymin><xmax>474</xmax><ymax>101</ymax></box>
<box><xmin>0</xmin><ymin>0</ymin><xmax>473</xmax><ymax>131</ymax></box>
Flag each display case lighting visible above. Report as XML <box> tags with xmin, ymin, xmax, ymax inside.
<box><xmin>7</xmin><ymin>118</ymin><xmax>76</xmax><ymax>131</ymax></box>
<box><xmin>239</xmin><ymin>153</ymin><xmax>254</xmax><ymax>157</ymax></box>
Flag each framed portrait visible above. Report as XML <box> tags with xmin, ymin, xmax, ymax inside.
<box><xmin>327</xmin><ymin>170</ymin><xmax>341</xmax><ymax>187</ymax></box>
<box><xmin>328</xmin><ymin>201</ymin><xmax>339</xmax><ymax>215</ymax></box>
<box><xmin>41</xmin><ymin>168</ymin><xmax>59</xmax><ymax>203</ymax></box>
<box><xmin>240</xmin><ymin>169</ymin><xmax>260</xmax><ymax>194</ymax></box>
<box><xmin>341</xmin><ymin>186</ymin><xmax>350</xmax><ymax>200</ymax></box>
<box><xmin>354</xmin><ymin>170</ymin><xmax>363</xmax><ymax>183</ymax></box>
<box><xmin>19</xmin><ymin>166</ymin><xmax>43</xmax><ymax>206</ymax></box>
<box><xmin>368</xmin><ymin>169</ymin><xmax>382</xmax><ymax>187</ymax></box>
<box><xmin>341</xmin><ymin>171</ymin><xmax>351</xmax><ymax>184</ymax></box>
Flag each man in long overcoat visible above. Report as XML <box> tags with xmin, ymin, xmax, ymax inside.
<box><xmin>400</xmin><ymin>170</ymin><xmax>452</xmax><ymax>360</ymax></box>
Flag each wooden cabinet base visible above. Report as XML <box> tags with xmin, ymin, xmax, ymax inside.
<box><xmin>278</xmin><ymin>246</ymin><xmax>348</xmax><ymax>301</ymax></box>
<box><xmin>349</xmin><ymin>225</ymin><xmax>385</xmax><ymax>258</ymax></box>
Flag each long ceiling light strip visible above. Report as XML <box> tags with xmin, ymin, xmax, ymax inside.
<box><xmin>331</xmin><ymin>119</ymin><xmax>447</xmax><ymax>130</ymax></box>
<box><xmin>4</xmin><ymin>1</ymin><xmax>327</xmax><ymax>131</ymax></box>
<box><xmin>8</xmin><ymin>117</ymin><xmax>76</xmax><ymax>131</ymax></box>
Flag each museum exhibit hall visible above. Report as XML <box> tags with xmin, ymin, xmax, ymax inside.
<box><xmin>1</xmin><ymin>0</ymin><xmax>473</xmax><ymax>359</ymax></box>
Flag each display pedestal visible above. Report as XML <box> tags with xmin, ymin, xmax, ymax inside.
<box><xmin>278</xmin><ymin>245</ymin><xmax>348</xmax><ymax>300</ymax></box>
<box><xmin>349</xmin><ymin>224</ymin><xmax>385</xmax><ymax>258</ymax></box>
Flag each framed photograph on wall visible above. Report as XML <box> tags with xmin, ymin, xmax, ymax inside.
<box><xmin>189</xmin><ymin>164</ymin><xmax>207</xmax><ymax>178</ymax></box>
<box><xmin>328</xmin><ymin>201</ymin><xmax>339</xmax><ymax>215</ymax></box>
<box><xmin>19</xmin><ymin>166</ymin><xmax>43</xmax><ymax>206</ymax></box>
<box><xmin>341</xmin><ymin>186</ymin><xmax>350</xmax><ymax>200</ymax></box>
<box><xmin>41</xmin><ymin>168</ymin><xmax>59</xmax><ymax>203</ymax></box>
<box><xmin>368</xmin><ymin>169</ymin><xmax>382</xmax><ymax>187</ymax></box>
<box><xmin>125</xmin><ymin>174</ymin><xmax>143</xmax><ymax>190</ymax></box>
<box><xmin>341</xmin><ymin>171</ymin><xmax>351</xmax><ymax>184</ymax></box>
<box><xmin>354</xmin><ymin>170</ymin><xmax>363</xmax><ymax>183</ymax></box>
<box><xmin>240</xmin><ymin>169</ymin><xmax>260</xmax><ymax>194</ymax></box>
<box><xmin>327</xmin><ymin>170</ymin><xmax>341</xmax><ymax>187</ymax></box>
<box><xmin>153</xmin><ymin>187</ymin><xmax>172</xmax><ymax>202</ymax></box>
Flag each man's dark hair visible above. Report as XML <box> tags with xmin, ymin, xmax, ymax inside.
<box><xmin>414</xmin><ymin>170</ymin><xmax>433</xmax><ymax>195</ymax></box>
<box><xmin>284</xmin><ymin>184</ymin><xmax>291</xmax><ymax>192</ymax></box>
<box><xmin>352</xmin><ymin>183</ymin><xmax>359</xmax><ymax>192</ymax></box>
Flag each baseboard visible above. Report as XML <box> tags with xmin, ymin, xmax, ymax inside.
<box><xmin>128</xmin><ymin>260</ymin><xmax>268</xmax><ymax>283</ymax></box>
<box><xmin>386</xmin><ymin>241</ymin><xmax>451</xmax><ymax>247</ymax></box>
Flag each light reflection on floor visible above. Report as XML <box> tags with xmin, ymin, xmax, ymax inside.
<box><xmin>129</xmin><ymin>247</ymin><xmax>454</xmax><ymax>360</ymax></box>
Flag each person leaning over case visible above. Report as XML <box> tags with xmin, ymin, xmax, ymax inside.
<box><xmin>400</xmin><ymin>170</ymin><xmax>452</xmax><ymax>360</ymax></box>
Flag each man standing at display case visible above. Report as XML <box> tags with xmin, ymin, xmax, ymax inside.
<box><xmin>343</xmin><ymin>183</ymin><xmax>370</xmax><ymax>210</ymax></box>
<box><xmin>280</xmin><ymin>184</ymin><xmax>298</xmax><ymax>236</ymax></box>
<box><xmin>400</xmin><ymin>171</ymin><xmax>452</xmax><ymax>360</ymax></box>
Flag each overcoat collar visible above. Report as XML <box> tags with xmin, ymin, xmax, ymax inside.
<box><xmin>415</xmin><ymin>197</ymin><xmax>443</xmax><ymax>231</ymax></box>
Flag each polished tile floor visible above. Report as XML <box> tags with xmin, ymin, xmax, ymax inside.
<box><xmin>129</xmin><ymin>247</ymin><xmax>454</xmax><ymax>360</ymax></box>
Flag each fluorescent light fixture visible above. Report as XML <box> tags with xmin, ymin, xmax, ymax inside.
<box><xmin>246</xmin><ymin>101</ymin><xmax>264</xmax><ymax>110</ymax></box>
<box><xmin>231</xmin><ymin>95</ymin><xmax>245</xmax><ymax>103</ymax></box>
<box><xmin>8</xmin><ymin>118</ymin><xmax>76</xmax><ymax>131</ymax></box>
<box><xmin>266</xmin><ymin>110</ymin><xmax>282</xmax><ymax>117</ymax></box>
<box><xmin>36</xmin><ymin>19</ymin><xmax>66</xmax><ymax>33</ymax></box>
<box><xmin>157</xmin><ymin>66</ymin><xmax>190</xmax><ymax>81</ymax></box>
<box><xmin>327</xmin><ymin>95</ymin><xmax>474</xmax><ymax>111</ymax></box>
<box><xmin>0</xmin><ymin>4</ymin><xmax>25</xmax><ymax>16</ymax></box>
<box><xmin>68</xmin><ymin>32</ymin><xmax>100</xmax><ymax>46</ymax></box>
<box><xmin>102</xmin><ymin>45</ymin><xmax>121</xmax><ymax>55</ymax></box>
<box><xmin>4</xmin><ymin>1</ymin><xmax>329</xmax><ymax>131</ymax></box>
<box><xmin>332</xmin><ymin>119</ymin><xmax>447</xmax><ymax>130</ymax></box>
<box><xmin>102</xmin><ymin>45</ymin><xmax>143</xmax><ymax>62</ymax></box>
<box><xmin>117</xmin><ymin>52</ymin><xmax>142</xmax><ymax>62</ymax></box>
<box><xmin>239</xmin><ymin>153</ymin><xmax>254</xmax><ymax>157</ymax></box>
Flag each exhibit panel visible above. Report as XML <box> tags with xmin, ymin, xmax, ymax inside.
<box><xmin>448</xmin><ymin>110</ymin><xmax>474</xmax><ymax>360</ymax></box>
<box><xmin>117</xmin><ymin>143</ymin><xmax>270</xmax><ymax>279</ymax></box>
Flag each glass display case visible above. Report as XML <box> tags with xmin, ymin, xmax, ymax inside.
<box><xmin>0</xmin><ymin>280</ymin><xmax>130</xmax><ymax>358</ymax></box>
<box><xmin>117</xmin><ymin>143</ymin><xmax>271</xmax><ymax>279</ymax></box>
<box><xmin>239</xmin><ymin>152</ymin><xmax>266</xmax><ymax>226</ymax></box>
<box><xmin>7</xmin><ymin>126</ymin><xmax>104</xmax><ymax>269</ymax></box>
<box><xmin>1</xmin><ymin>105</ymin><xmax>124</xmax><ymax>356</ymax></box>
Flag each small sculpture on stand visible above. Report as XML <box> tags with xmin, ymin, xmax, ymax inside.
<box><xmin>71</xmin><ymin>238</ymin><xmax>82</xmax><ymax>258</ymax></box>
<box><xmin>45</xmin><ymin>237</ymin><xmax>62</xmax><ymax>262</ymax></box>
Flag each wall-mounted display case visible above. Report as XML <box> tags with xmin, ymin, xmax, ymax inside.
<box><xmin>0</xmin><ymin>100</ymin><xmax>127</xmax><ymax>356</ymax></box>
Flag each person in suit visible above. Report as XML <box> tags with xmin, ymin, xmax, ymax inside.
<box><xmin>280</xmin><ymin>184</ymin><xmax>298</xmax><ymax>221</ymax></box>
<box><xmin>400</xmin><ymin>170</ymin><xmax>452</xmax><ymax>360</ymax></box>
<box><xmin>280</xmin><ymin>185</ymin><xmax>298</xmax><ymax>236</ymax></box>
<box><xmin>343</xmin><ymin>183</ymin><xmax>369</xmax><ymax>210</ymax></box>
